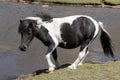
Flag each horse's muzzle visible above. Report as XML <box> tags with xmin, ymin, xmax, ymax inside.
<box><xmin>19</xmin><ymin>45</ymin><xmax>27</xmax><ymax>51</ymax></box>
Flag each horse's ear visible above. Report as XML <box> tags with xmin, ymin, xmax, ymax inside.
<box><xmin>20</xmin><ymin>19</ymin><xmax>23</xmax><ymax>23</ymax></box>
<box><xmin>18</xmin><ymin>19</ymin><xmax>24</xmax><ymax>33</ymax></box>
<box><xmin>28</xmin><ymin>21</ymin><xmax>37</xmax><ymax>31</ymax></box>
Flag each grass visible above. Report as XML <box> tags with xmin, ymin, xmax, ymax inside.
<box><xmin>28</xmin><ymin>0</ymin><xmax>120</xmax><ymax>5</ymax></box>
<box><xmin>105</xmin><ymin>0</ymin><xmax>120</xmax><ymax>5</ymax></box>
<box><xmin>17</xmin><ymin>61</ymin><xmax>120</xmax><ymax>80</ymax></box>
<box><xmin>36</xmin><ymin>0</ymin><xmax>102</xmax><ymax>4</ymax></box>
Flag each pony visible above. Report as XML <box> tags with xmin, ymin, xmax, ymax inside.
<box><xmin>18</xmin><ymin>13</ymin><xmax>114</xmax><ymax>72</ymax></box>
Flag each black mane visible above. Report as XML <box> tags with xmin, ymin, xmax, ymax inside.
<box><xmin>18</xmin><ymin>19</ymin><xmax>37</xmax><ymax>34</ymax></box>
<box><xmin>18</xmin><ymin>20</ymin><xmax>28</xmax><ymax>34</ymax></box>
<box><xmin>36</xmin><ymin>12</ymin><xmax>53</xmax><ymax>22</ymax></box>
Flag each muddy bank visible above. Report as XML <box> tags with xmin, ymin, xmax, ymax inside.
<box><xmin>0</xmin><ymin>2</ymin><xmax>120</xmax><ymax>80</ymax></box>
<box><xmin>33</xmin><ymin>0</ymin><xmax>120</xmax><ymax>9</ymax></box>
<box><xmin>1</xmin><ymin>0</ymin><xmax>120</xmax><ymax>9</ymax></box>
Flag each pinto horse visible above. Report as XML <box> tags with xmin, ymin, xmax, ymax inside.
<box><xmin>18</xmin><ymin>13</ymin><xmax>114</xmax><ymax>72</ymax></box>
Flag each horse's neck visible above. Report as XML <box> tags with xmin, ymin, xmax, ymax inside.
<box><xmin>35</xmin><ymin>26</ymin><xmax>50</xmax><ymax>46</ymax></box>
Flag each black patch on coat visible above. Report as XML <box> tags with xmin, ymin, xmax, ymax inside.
<box><xmin>35</xmin><ymin>26</ymin><xmax>55</xmax><ymax>53</ymax></box>
<box><xmin>60</xmin><ymin>17</ymin><xmax>95</xmax><ymax>49</ymax></box>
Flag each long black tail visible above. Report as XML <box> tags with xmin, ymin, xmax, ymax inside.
<box><xmin>98</xmin><ymin>22</ymin><xmax>114</xmax><ymax>58</ymax></box>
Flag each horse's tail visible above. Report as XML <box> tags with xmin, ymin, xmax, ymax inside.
<box><xmin>98</xmin><ymin>22</ymin><xmax>114</xmax><ymax>58</ymax></box>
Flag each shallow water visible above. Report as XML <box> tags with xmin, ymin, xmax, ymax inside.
<box><xmin>0</xmin><ymin>2</ymin><xmax>120</xmax><ymax>80</ymax></box>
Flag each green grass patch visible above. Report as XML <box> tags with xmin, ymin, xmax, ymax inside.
<box><xmin>36</xmin><ymin>0</ymin><xmax>102</xmax><ymax>4</ymax></box>
<box><xmin>18</xmin><ymin>61</ymin><xmax>120</xmax><ymax>80</ymax></box>
<box><xmin>105</xmin><ymin>0</ymin><xmax>120</xmax><ymax>5</ymax></box>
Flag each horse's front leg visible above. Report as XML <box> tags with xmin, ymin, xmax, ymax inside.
<box><xmin>46</xmin><ymin>41</ymin><xmax>58</xmax><ymax>72</ymax></box>
<box><xmin>46</xmin><ymin>52</ymin><xmax>55</xmax><ymax>73</ymax></box>
<box><xmin>52</xmin><ymin>49</ymin><xmax>60</xmax><ymax>67</ymax></box>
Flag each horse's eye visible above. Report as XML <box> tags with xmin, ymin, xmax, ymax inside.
<box><xmin>28</xmin><ymin>31</ymin><xmax>32</xmax><ymax>34</ymax></box>
<box><xmin>28</xmin><ymin>29</ymin><xmax>32</xmax><ymax>35</ymax></box>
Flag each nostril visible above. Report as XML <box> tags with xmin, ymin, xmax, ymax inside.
<box><xmin>19</xmin><ymin>45</ymin><xmax>27</xmax><ymax>51</ymax></box>
<box><xmin>23</xmin><ymin>45</ymin><xmax>27</xmax><ymax>49</ymax></box>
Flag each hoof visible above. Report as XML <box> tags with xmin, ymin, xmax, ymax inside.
<box><xmin>68</xmin><ymin>65</ymin><xmax>77</xmax><ymax>70</ymax></box>
<box><xmin>49</xmin><ymin>71</ymin><xmax>54</xmax><ymax>74</ymax></box>
<box><xmin>78</xmin><ymin>63</ymin><xmax>83</xmax><ymax>66</ymax></box>
<box><xmin>48</xmin><ymin>67</ymin><xmax>55</xmax><ymax>73</ymax></box>
<box><xmin>46</xmin><ymin>70</ymin><xmax>54</xmax><ymax>73</ymax></box>
<box><xmin>66</xmin><ymin>68</ymin><xmax>72</xmax><ymax>71</ymax></box>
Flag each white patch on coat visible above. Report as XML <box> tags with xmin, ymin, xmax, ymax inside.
<box><xmin>41</xmin><ymin>16</ymin><xmax>77</xmax><ymax>41</ymax></box>
<box><xmin>25</xmin><ymin>17</ymin><xmax>43</xmax><ymax>25</ymax></box>
<box><xmin>37</xmin><ymin>15</ymin><xmax>84</xmax><ymax>43</ymax></box>
<box><xmin>26</xmin><ymin>15</ymin><xmax>100</xmax><ymax>43</ymax></box>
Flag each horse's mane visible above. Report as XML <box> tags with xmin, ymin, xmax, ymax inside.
<box><xmin>18</xmin><ymin>19</ymin><xmax>36</xmax><ymax>34</ymax></box>
<box><xmin>36</xmin><ymin>12</ymin><xmax>53</xmax><ymax>21</ymax></box>
<box><xmin>18</xmin><ymin>12</ymin><xmax>53</xmax><ymax>33</ymax></box>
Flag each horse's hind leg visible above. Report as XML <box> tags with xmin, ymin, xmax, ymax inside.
<box><xmin>68</xmin><ymin>40</ymin><xmax>90</xmax><ymax>70</ymax></box>
<box><xmin>68</xmin><ymin>47</ymin><xmax>88</xmax><ymax>69</ymax></box>
<box><xmin>78</xmin><ymin>50</ymin><xmax>89</xmax><ymax>66</ymax></box>
<box><xmin>52</xmin><ymin>49</ymin><xmax>60</xmax><ymax>67</ymax></box>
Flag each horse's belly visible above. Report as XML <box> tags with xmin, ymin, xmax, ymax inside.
<box><xmin>58</xmin><ymin>42</ymin><xmax>80</xmax><ymax>49</ymax></box>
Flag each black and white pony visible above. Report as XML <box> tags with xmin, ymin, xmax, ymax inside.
<box><xmin>18</xmin><ymin>13</ymin><xmax>114</xmax><ymax>72</ymax></box>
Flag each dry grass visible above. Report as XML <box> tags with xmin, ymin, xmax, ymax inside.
<box><xmin>36</xmin><ymin>0</ymin><xmax>102</xmax><ymax>4</ymax></box>
<box><xmin>105</xmin><ymin>0</ymin><xmax>120</xmax><ymax>4</ymax></box>
<box><xmin>17</xmin><ymin>61</ymin><xmax>120</xmax><ymax>80</ymax></box>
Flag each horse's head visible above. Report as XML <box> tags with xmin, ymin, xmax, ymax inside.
<box><xmin>18</xmin><ymin>19</ymin><xmax>37</xmax><ymax>51</ymax></box>
<box><xmin>18</xmin><ymin>13</ymin><xmax>53</xmax><ymax>51</ymax></box>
